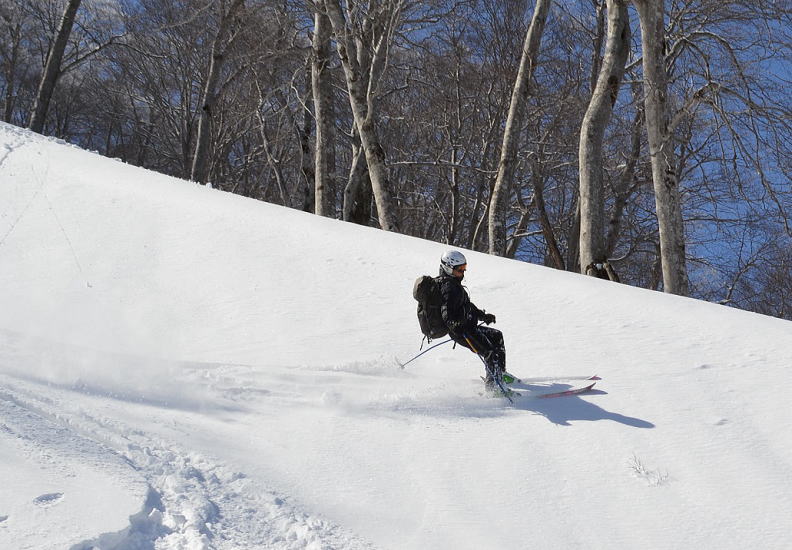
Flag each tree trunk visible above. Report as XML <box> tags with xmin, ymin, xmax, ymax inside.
<box><xmin>633</xmin><ymin>0</ymin><xmax>689</xmax><ymax>295</ymax></box>
<box><xmin>343</xmin><ymin>138</ymin><xmax>372</xmax><ymax>225</ymax></box>
<box><xmin>605</xmin><ymin>100</ymin><xmax>643</xmax><ymax>257</ymax></box>
<box><xmin>533</xmin><ymin>169</ymin><xmax>566</xmax><ymax>269</ymax></box>
<box><xmin>488</xmin><ymin>0</ymin><xmax>551</xmax><ymax>256</ymax></box>
<box><xmin>258</xmin><ymin>122</ymin><xmax>289</xmax><ymax>206</ymax></box>
<box><xmin>323</xmin><ymin>0</ymin><xmax>400</xmax><ymax>233</ymax></box>
<box><xmin>466</xmin><ymin>178</ymin><xmax>488</xmax><ymax>251</ymax></box>
<box><xmin>4</xmin><ymin>21</ymin><xmax>24</xmax><ymax>123</ymax></box>
<box><xmin>579</xmin><ymin>0</ymin><xmax>630</xmax><ymax>279</ymax></box>
<box><xmin>590</xmin><ymin>0</ymin><xmax>606</xmax><ymax>94</ymax></box>
<box><xmin>28</xmin><ymin>0</ymin><xmax>82</xmax><ymax>134</ymax></box>
<box><xmin>191</xmin><ymin>0</ymin><xmax>245</xmax><ymax>185</ymax></box>
<box><xmin>311</xmin><ymin>7</ymin><xmax>335</xmax><ymax>217</ymax></box>
<box><xmin>299</xmin><ymin>70</ymin><xmax>316</xmax><ymax>213</ymax></box>
<box><xmin>448</xmin><ymin>145</ymin><xmax>461</xmax><ymax>245</ymax></box>
<box><xmin>566</xmin><ymin>199</ymin><xmax>582</xmax><ymax>273</ymax></box>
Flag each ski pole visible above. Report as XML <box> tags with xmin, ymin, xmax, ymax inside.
<box><xmin>398</xmin><ymin>338</ymin><xmax>453</xmax><ymax>369</ymax></box>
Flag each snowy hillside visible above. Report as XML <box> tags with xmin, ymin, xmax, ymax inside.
<box><xmin>1</xmin><ymin>120</ymin><xmax>792</xmax><ymax>549</ymax></box>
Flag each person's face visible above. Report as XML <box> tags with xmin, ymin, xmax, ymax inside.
<box><xmin>452</xmin><ymin>264</ymin><xmax>467</xmax><ymax>280</ymax></box>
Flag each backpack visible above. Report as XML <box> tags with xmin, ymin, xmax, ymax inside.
<box><xmin>413</xmin><ymin>275</ymin><xmax>448</xmax><ymax>340</ymax></box>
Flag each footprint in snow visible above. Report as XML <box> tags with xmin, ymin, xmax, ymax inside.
<box><xmin>34</xmin><ymin>493</ymin><xmax>64</xmax><ymax>507</ymax></box>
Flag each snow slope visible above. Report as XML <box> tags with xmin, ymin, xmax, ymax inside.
<box><xmin>1</xmin><ymin>120</ymin><xmax>791</xmax><ymax>549</ymax></box>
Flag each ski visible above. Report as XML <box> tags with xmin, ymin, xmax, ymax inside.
<box><xmin>505</xmin><ymin>374</ymin><xmax>600</xmax><ymax>385</ymax></box>
<box><xmin>534</xmin><ymin>381</ymin><xmax>597</xmax><ymax>399</ymax></box>
<box><xmin>481</xmin><ymin>375</ymin><xmax>599</xmax><ymax>400</ymax></box>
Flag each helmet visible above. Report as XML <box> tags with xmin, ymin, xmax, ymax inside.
<box><xmin>440</xmin><ymin>250</ymin><xmax>467</xmax><ymax>276</ymax></box>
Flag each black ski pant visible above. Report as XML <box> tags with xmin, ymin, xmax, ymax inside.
<box><xmin>453</xmin><ymin>325</ymin><xmax>506</xmax><ymax>381</ymax></box>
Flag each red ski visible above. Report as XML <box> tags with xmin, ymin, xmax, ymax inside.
<box><xmin>535</xmin><ymin>380</ymin><xmax>597</xmax><ymax>399</ymax></box>
<box><xmin>509</xmin><ymin>375</ymin><xmax>599</xmax><ymax>399</ymax></box>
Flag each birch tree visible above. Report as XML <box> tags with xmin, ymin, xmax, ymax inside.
<box><xmin>578</xmin><ymin>0</ymin><xmax>630</xmax><ymax>280</ymax></box>
<box><xmin>633</xmin><ymin>0</ymin><xmax>689</xmax><ymax>295</ymax></box>
<box><xmin>191</xmin><ymin>0</ymin><xmax>246</xmax><ymax>185</ymax></box>
<box><xmin>322</xmin><ymin>0</ymin><xmax>400</xmax><ymax>232</ymax></box>
<box><xmin>342</xmin><ymin>131</ymin><xmax>373</xmax><ymax>224</ymax></box>
<box><xmin>487</xmin><ymin>0</ymin><xmax>551</xmax><ymax>256</ymax></box>
<box><xmin>310</xmin><ymin>4</ymin><xmax>335</xmax><ymax>217</ymax></box>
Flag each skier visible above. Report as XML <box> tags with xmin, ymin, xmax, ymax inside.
<box><xmin>437</xmin><ymin>250</ymin><xmax>510</xmax><ymax>392</ymax></box>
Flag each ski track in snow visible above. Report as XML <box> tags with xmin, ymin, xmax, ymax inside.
<box><xmin>0</xmin><ymin>129</ymin><xmax>27</xmax><ymax>169</ymax></box>
<box><xmin>0</xmin><ymin>386</ymin><xmax>145</xmax><ymax>549</ymax></box>
<box><xmin>0</xmin><ymin>373</ymin><xmax>374</xmax><ymax>550</ymax></box>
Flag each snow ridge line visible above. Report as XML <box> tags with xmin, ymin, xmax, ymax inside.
<box><xmin>0</xmin><ymin>377</ymin><xmax>375</xmax><ymax>550</ymax></box>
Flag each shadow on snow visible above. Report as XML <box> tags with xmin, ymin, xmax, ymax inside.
<box><xmin>511</xmin><ymin>384</ymin><xmax>654</xmax><ymax>428</ymax></box>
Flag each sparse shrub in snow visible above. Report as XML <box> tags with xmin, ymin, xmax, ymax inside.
<box><xmin>629</xmin><ymin>453</ymin><xmax>670</xmax><ymax>487</ymax></box>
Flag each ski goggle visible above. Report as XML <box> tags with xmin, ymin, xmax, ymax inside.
<box><xmin>453</xmin><ymin>264</ymin><xmax>467</xmax><ymax>273</ymax></box>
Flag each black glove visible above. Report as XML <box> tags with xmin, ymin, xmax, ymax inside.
<box><xmin>482</xmin><ymin>313</ymin><xmax>496</xmax><ymax>325</ymax></box>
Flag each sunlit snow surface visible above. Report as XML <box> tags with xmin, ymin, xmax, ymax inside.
<box><xmin>1</xmin><ymin>122</ymin><xmax>791</xmax><ymax>549</ymax></box>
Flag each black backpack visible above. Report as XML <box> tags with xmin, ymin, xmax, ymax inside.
<box><xmin>413</xmin><ymin>275</ymin><xmax>448</xmax><ymax>340</ymax></box>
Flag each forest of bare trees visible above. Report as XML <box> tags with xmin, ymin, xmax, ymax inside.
<box><xmin>2</xmin><ymin>0</ymin><xmax>790</xmax><ymax>318</ymax></box>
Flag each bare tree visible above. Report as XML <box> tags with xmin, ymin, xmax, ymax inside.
<box><xmin>0</xmin><ymin>2</ymin><xmax>32</xmax><ymax>124</ymax></box>
<box><xmin>191</xmin><ymin>0</ymin><xmax>246</xmax><ymax>185</ymax></box>
<box><xmin>488</xmin><ymin>0</ymin><xmax>551</xmax><ymax>256</ymax></box>
<box><xmin>28</xmin><ymin>0</ymin><xmax>81</xmax><ymax>133</ymax></box>
<box><xmin>633</xmin><ymin>0</ymin><xmax>689</xmax><ymax>295</ymax></box>
<box><xmin>310</xmin><ymin>3</ymin><xmax>335</xmax><ymax>217</ymax></box>
<box><xmin>322</xmin><ymin>0</ymin><xmax>401</xmax><ymax>232</ymax></box>
<box><xmin>578</xmin><ymin>0</ymin><xmax>630</xmax><ymax>279</ymax></box>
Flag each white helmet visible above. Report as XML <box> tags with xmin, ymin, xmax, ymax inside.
<box><xmin>440</xmin><ymin>250</ymin><xmax>467</xmax><ymax>276</ymax></box>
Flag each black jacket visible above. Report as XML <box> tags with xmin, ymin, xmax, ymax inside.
<box><xmin>437</xmin><ymin>270</ymin><xmax>486</xmax><ymax>337</ymax></box>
